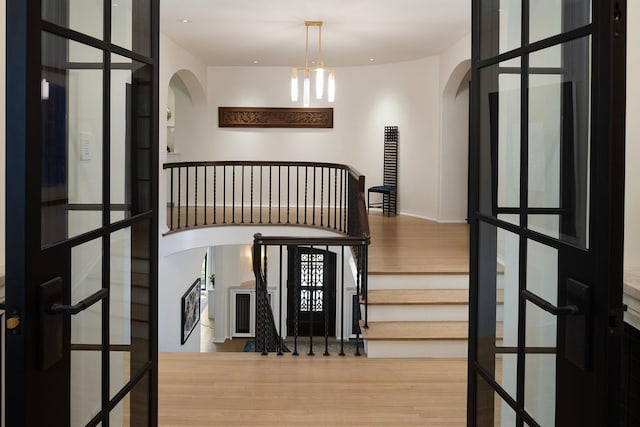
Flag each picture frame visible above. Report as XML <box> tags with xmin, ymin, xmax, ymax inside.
<box><xmin>181</xmin><ymin>278</ymin><xmax>201</xmax><ymax>345</ymax></box>
<box><xmin>218</xmin><ymin>107</ymin><xmax>333</xmax><ymax>128</ymax></box>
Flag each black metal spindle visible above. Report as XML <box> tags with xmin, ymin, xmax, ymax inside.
<box><xmin>333</xmin><ymin>168</ymin><xmax>338</xmax><ymax>230</ymax></box>
<box><xmin>278</xmin><ymin>166</ymin><xmax>281</xmax><ymax>223</ymax></box>
<box><xmin>262</xmin><ymin>245</ymin><xmax>268</xmax><ymax>355</ymax></box>
<box><xmin>204</xmin><ymin>166</ymin><xmax>207</xmax><ymax>225</ymax></box>
<box><xmin>363</xmin><ymin>244</ymin><xmax>369</xmax><ymax>328</ymax></box>
<box><xmin>320</xmin><ymin>167</ymin><xmax>324</xmax><ymax>227</ymax></box>
<box><xmin>241</xmin><ymin>165</ymin><xmax>245</xmax><ymax>224</ymax></box>
<box><xmin>170</xmin><ymin>168</ymin><xmax>174</xmax><ymax>230</ymax></box>
<box><xmin>324</xmin><ymin>245</ymin><xmax>330</xmax><ymax>356</ymax></box>
<box><xmin>293</xmin><ymin>246</ymin><xmax>300</xmax><ymax>356</ymax></box>
<box><xmin>339</xmin><ymin>245</ymin><xmax>345</xmax><ymax>356</ymax></box>
<box><xmin>185</xmin><ymin>167</ymin><xmax>189</xmax><ymax>227</ymax></box>
<box><xmin>312</xmin><ymin>167</ymin><xmax>316</xmax><ymax>226</ymax></box>
<box><xmin>287</xmin><ymin>165</ymin><xmax>291</xmax><ymax>224</ymax></box>
<box><xmin>308</xmin><ymin>245</ymin><xmax>314</xmax><ymax>356</ymax></box>
<box><xmin>250</xmin><ymin>166</ymin><xmax>254</xmax><ymax>224</ymax></box>
<box><xmin>278</xmin><ymin>245</ymin><xmax>284</xmax><ymax>356</ymax></box>
<box><xmin>213</xmin><ymin>166</ymin><xmax>217</xmax><ymax>224</ymax></box>
<box><xmin>269</xmin><ymin>166</ymin><xmax>272</xmax><ymax>223</ymax></box>
<box><xmin>223</xmin><ymin>166</ymin><xmax>226</xmax><ymax>223</ymax></box>
<box><xmin>339</xmin><ymin>169</ymin><xmax>343</xmax><ymax>232</ymax></box>
<box><xmin>304</xmin><ymin>166</ymin><xmax>308</xmax><ymax>225</ymax></box>
<box><xmin>232</xmin><ymin>166</ymin><xmax>236</xmax><ymax>224</ymax></box>
<box><xmin>194</xmin><ymin>166</ymin><xmax>198</xmax><ymax>226</ymax></box>
<box><xmin>177</xmin><ymin>167</ymin><xmax>182</xmax><ymax>229</ymax></box>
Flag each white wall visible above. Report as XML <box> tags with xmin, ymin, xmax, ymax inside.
<box><xmin>626</xmin><ymin>1</ymin><xmax>640</xmax><ymax>269</ymax></box>
<box><xmin>199</xmin><ymin>59</ymin><xmax>441</xmax><ymax>219</ymax></box>
<box><xmin>158</xmin><ymin>247</ymin><xmax>207</xmax><ymax>352</ymax></box>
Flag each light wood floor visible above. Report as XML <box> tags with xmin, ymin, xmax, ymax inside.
<box><xmin>160</xmin><ymin>211</ymin><xmax>471</xmax><ymax>425</ymax></box>
<box><xmin>158</xmin><ymin>353</ymin><xmax>467</xmax><ymax>426</ymax></box>
<box><xmin>367</xmin><ymin>211</ymin><xmax>469</xmax><ymax>274</ymax></box>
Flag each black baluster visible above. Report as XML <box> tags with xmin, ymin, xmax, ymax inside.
<box><xmin>363</xmin><ymin>244</ymin><xmax>369</xmax><ymax>329</ymax></box>
<box><xmin>308</xmin><ymin>245</ymin><xmax>314</xmax><ymax>356</ymax></box>
<box><xmin>185</xmin><ymin>167</ymin><xmax>189</xmax><ymax>227</ymax></box>
<box><xmin>177</xmin><ymin>168</ymin><xmax>182</xmax><ymax>229</ymax></box>
<box><xmin>354</xmin><ymin>245</ymin><xmax>362</xmax><ymax>357</ymax></box>
<box><xmin>278</xmin><ymin>245</ymin><xmax>284</xmax><ymax>356</ymax></box>
<box><xmin>293</xmin><ymin>246</ymin><xmax>299</xmax><ymax>356</ymax></box>
<box><xmin>268</xmin><ymin>166</ymin><xmax>272</xmax><ymax>223</ymax></box>
<box><xmin>304</xmin><ymin>166</ymin><xmax>308</xmax><ymax>225</ymax></box>
<box><xmin>339</xmin><ymin>169</ymin><xmax>343</xmax><ymax>232</ymax></box>
<box><xmin>333</xmin><ymin>168</ymin><xmax>337</xmax><ymax>229</ymax></box>
<box><xmin>312</xmin><ymin>167</ymin><xmax>316</xmax><ymax>226</ymax></box>
<box><xmin>320</xmin><ymin>167</ymin><xmax>324</xmax><ymax>227</ymax></box>
<box><xmin>223</xmin><ymin>166</ymin><xmax>226</xmax><ymax>224</ymax></box>
<box><xmin>204</xmin><ymin>166</ymin><xmax>207</xmax><ymax>225</ymax></box>
<box><xmin>287</xmin><ymin>165</ymin><xmax>291</xmax><ymax>224</ymax></box>
<box><xmin>261</xmin><ymin>245</ymin><xmax>268</xmax><ymax>356</ymax></box>
<box><xmin>241</xmin><ymin>165</ymin><xmax>245</xmax><ymax>224</ymax></box>
<box><xmin>213</xmin><ymin>166</ymin><xmax>217</xmax><ymax>224</ymax></box>
<box><xmin>170</xmin><ymin>168</ymin><xmax>174</xmax><ymax>230</ymax></box>
<box><xmin>324</xmin><ymin>245</ymin><xmax>330</xmax><ymax>356</ymax></box>
<box><xmin>250</xmin><ymin>166</ymin><xmax>254</xmax><ymax>224</ymax></box>
<box><xmin>232</xmin><ymin>166</ymin><xmax>236</xmax><ymax>224</ymax></box>
<box><xmin>194</xmin><ymin>166</ymin><xmax>198</xmax><ymax>226</ymax></box>
<box><xmin>339</xmin><ymin>246</ymin><xmax>345</xmax><ymax>356</ymax></box>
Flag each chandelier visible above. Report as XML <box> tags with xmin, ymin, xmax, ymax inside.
<box><xmin>290</xmin><ymin>21</ymin><xmax>335</xmax><ymax>107</ymax></box>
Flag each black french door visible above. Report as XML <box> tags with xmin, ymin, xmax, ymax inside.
<box><xmin>468</xmin><ymin>1</ymin><xmax>626</xmax><ymax>426</ymax></box>
<box><xmin>6</xmin><ymin>0</ymin><xmax>159</xmax><ymax>425</ymax></box>
<box><xmin>287</xmin><ymin>247</ymin><xmax>337</xmax><ymax>337</ymax></box>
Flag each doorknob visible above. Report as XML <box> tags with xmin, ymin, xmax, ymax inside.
<box><xmin>50</xmin><ymin>288</ymin><xmax>108</xmax><ymax>315</ymax></box>
<box><xmin>38</xmin><ymin>278</ymin><xmax>108</xmax><ymax>370</ymax></box>
<box><xmin>521</xmin><ymin>289</ymin><xmax>580</xmax><ymax>315</ymax></box>
<box><xmin>522</xmin><ymin>280</ymin><xmax>591</xmax><ymax>371</ymax></box>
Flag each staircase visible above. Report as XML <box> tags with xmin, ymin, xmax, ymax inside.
<box><xmin>362</xmin><ymin>273</ymin><xmax>471</xmax><ymax>358</ymax></box>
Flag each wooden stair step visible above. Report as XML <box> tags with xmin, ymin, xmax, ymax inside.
<box><xmin>365</xmin><ymin>289</ymin><xmax>468</xmax><ymax>305</ymax></box>
<box><xmin>361</xmin><ymin>321</ymin><xmax>469</xmax><ymax>341</ymax></box>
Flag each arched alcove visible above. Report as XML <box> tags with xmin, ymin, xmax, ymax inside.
<box><xmin>440</xmin><ymin>59</ymin><xmax>471</xmax><ymax>222</ymax></box>
<box><xmin>166</xmin><ymin>69</ymin><xmax>207</xmax><ymax>159</ymax></box>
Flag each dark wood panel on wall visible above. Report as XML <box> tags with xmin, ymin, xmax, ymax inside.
<box><xmin>218</xmin><ymin>107</ymin><xmax>333</xmax><ymax>128</ymax></box>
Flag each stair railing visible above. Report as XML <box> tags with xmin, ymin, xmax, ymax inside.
<box><xmin>162</xmin><ymin>161</ymin><xmax>370</xmax><ymax>355</ymax></box>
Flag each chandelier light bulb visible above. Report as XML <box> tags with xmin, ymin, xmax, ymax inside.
<box><xmin>328</xmin><ymin>70</ymin><xmax>335</xmax><ymax>103</ymax></box>
<box><xmin>303</xmin><ymin>71</ymin><xmax>310</xmax><ymax>107</ymax></box>
<box><xmin>316</xmin><ymin>61</ymin><xmax>324</xmax><ymax>99</ymax></box>
<box><xmin>291</xmin><ymin>69</ymin><xmax>298</xmax><ymax>102</ymax></box>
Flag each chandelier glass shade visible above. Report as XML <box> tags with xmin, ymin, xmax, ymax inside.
<box><xmin>291</xmin><ymin>21</ymin><xmax>335</xmax><ymax>107</ymax></box>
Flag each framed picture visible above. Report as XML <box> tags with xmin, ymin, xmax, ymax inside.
<box><xmin>181</xmin><ymin>278</ymin><xmax>201</xmax><ymax>345</ymax></box>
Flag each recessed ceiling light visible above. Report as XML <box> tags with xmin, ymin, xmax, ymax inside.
<box><xmin>369</xmin><ymin>58</ymin><xmax>375</xmax><ymax>62</ymax></box>
<box><xmin>113</xmin><ymin>2</ymin><xmax>119</xmax><ymax>6</ymax></box>
<box><xmin>179</xmin><ymin>19</ymin><xmax>191</xmax><ymax>23</ymax></box>
<box><xmin>253</xmin><ymin>60</ymin><xmax>259</xmax><ymax>64</ymax></box>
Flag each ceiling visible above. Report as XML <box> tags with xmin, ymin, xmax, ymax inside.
<box><xmin>160</xmin><ymin>0</ymin><xmax>471</xmax><ymax>67</ymax></box>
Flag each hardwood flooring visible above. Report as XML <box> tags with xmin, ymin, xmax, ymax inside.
<box><xmin>158</xmin><ymin>353</ymin><xmax>467</xmax><ymax>426</ymax></box>
<box><xmin>367</xmin><ymin>212</ymin><xmax>469</xmax><ymax>274</ymax></box>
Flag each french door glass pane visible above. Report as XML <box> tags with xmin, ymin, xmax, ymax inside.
<box><xmin>71</xmin><ymin>238</ymin><xmax>104</xmax><ymax>425</ymax></box>
<box><xmin>528</xmin><ymin>36</ymin><xmax>592</xmax><ymax>248</ymax></box>
<box><xmin>479</xmin><ymin>0</ymin><xmax>522</xmax><ymax>59</ymax></box>
<box><xmin>110</xmin><ymin>54</ymin><xmax>153</xmax><ymax>222</ymax></box>
<box><xmin>110</xmin><ymin>227</ymin><xmax>132</xmax><ymax>398</ymax></box>
<box><xmin>41</xmin><ymin>32</ymin><xmax>104</xmax><ymax>246</ymax></box>
<box><xmin>530</xmin><ymin>0</ymin><xmax>591</xmax><ymax>44</ymax></box>
<box><xmin>111</xmin><ymin>0</ymin><xmax>152</xmax><ymax>57</ymax></box>
<box><xmin>42</xmin><ymin>0</ymin><xmax>104</xmax><ymax>41</ymax></box>
<box><xmin>478</xmin><ymin>60</ymin><xmax>521</xmax><ymax>224</ymax></box>
<box><xmin>478</xmin><ymin>223</ymin><xmax>520</xmax><ymax>398</ymax></box>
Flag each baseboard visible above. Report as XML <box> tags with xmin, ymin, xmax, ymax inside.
<box><xmin>398</xmin><ymin>210</ymin><xmax>467</xmax><ymax>224</ymax></box>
